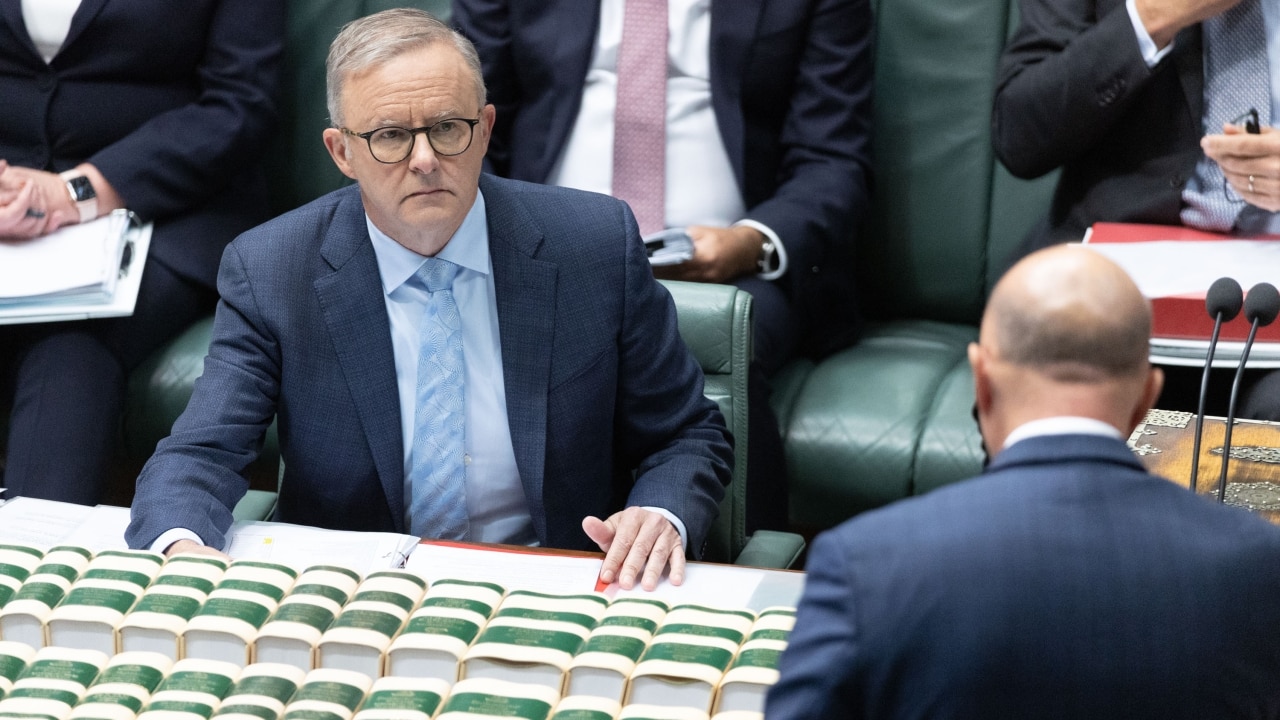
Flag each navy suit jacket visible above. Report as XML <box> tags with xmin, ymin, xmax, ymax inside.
<box><xmin>992</xmin><ymin>0</ymin><xmax>1204</xmax><ymax>258</ymax></box>
<box><xmin>127</xmin><ymin>175</ymin><xmax>732</xmax><ymax>555</ymax></box>
<box><xmin>452</xmin><ymin>0</ymin><xmax>874</xmax><ymax>357</ymax></box>
<box><xmin>767</xmin><ymin>434</ymin><xmax>1280</xmax><ymax>719</ymax></box>
<box><xmin>0</xmin><ymin>0</ymin><xmax>283</xmax><ymax>289</ymax></box>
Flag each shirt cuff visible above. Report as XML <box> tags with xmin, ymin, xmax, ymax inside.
<box><xmin>150</xmin><ymin>528</ymin><xmax>207</xmax><ymax>554</ymax></box>
<box><xmin>734</xmin><ymin>219</ymin><xmax>788</xmax><ymax>281</ymax></box>
<box><xmin>1126</xmin><ymin>0</ymin><xmax>1175</xmax><ymax>67</ymax></box>
<box><xmin>641</xmin><ymin>506</ymin><xmax>688</xmax><ymax>551</ymax></box>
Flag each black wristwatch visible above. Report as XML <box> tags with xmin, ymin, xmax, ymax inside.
<box><xmin>61</xmin><ymin>172</ymin><xmax>98</xmax><ymax>223</ymax></box>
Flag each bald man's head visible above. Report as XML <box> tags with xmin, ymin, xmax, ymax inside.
<box><xmin>983</xmin><ymin>245</ymin><xmax>1152</xmax><ymax>382</ymax></box>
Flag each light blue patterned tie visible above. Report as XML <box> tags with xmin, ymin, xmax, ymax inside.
<box><xmin>1181</xmin><ymin>0</ymin><xmax>1271</xmax><ymax>231</ymax></box>
<box><xmin>407</xmin><ymin>257</ymin><xmax>469</xmax><ymax>540</ymax></box>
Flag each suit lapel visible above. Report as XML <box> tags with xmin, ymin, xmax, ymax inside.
<box><xmin>541</xmin><ymin>0</ymin><xmax>600</xmax><ymax>182</ymax></box>
<box><xmin>480</xmin><ymin>176</ymin><xmax>559</xmax><ymax>542</ymax></box>
<box><xmin>1172</xmin><ymin>24</ymin><xmax>1205</xmax><ymax>135</ymax></box>
<box><xmin>58</xmin><ymin>0</ymin><xmax>108</xmax><ymax>58</ymax></box>
<box><xmin>0</xmin><ymin>0</ymin><xmax>39</xmax><ymax>59</ymax></box>
<box><xmin>709</xmin><ymin>0</ymin><xmax>764</xmax><ymax>186</ymax></box>
<box><xmin>312</xmin><ymin>188</ymin><xmax>408</xmax><ymax>531</ymax></box>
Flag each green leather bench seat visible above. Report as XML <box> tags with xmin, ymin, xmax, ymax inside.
<box><xmin>774</xmin><ymin>322</ymin><xmax>981</xmax><ymax>530</ymax></box>
<box><xmin>116</xmin><ymin>0</ymin><xmax>1061</xmax><ymax>540</ymax></box>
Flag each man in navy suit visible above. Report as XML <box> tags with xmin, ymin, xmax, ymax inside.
<box><xmin>767</xmin><ymin>245</ymin><xmax>1280</xmax><ymax>718</ymax></box>
<box><xmin>452</xmin><ymin>0</ymin><xmax>873</xmax><ymax>532</ymax></box>
<box><xmin>126</xmin><ymin>8</ymin><xmax>731</xmax><ymax>591</ymax></box>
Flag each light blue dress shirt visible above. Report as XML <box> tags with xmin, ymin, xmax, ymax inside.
<box><xmin>367</xmin><ymin>190</ymin><xmax>536</xmax><ymax>546</ymax></box>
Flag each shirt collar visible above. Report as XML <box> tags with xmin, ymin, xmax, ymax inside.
<box><xmin>1002</xmin><ymin>416</ymin><xmax>1123</xmax><ymax>450</ymax></box>
<box><xmin>367</xmin><ymin>189</ymin><xmax>491</xmax><ymax>295</ymax></box>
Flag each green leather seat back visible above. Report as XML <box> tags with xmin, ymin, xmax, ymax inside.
<box><xmin>776</xmin><ymin>0</ymin><xmax>1058</xmax><ymax>531</ymax></box>
<box><xmin>659</xmin><ymin>281</ymin><xmax>751</xmax><ymax>565</ymax></box>
<box><xmin>860</xmin><ymin>0</ymin><xmax>1057</xmax><ymax>323</ymax></box>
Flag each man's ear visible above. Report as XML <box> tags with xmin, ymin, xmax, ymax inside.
<box><xmin>1127</xmin><ymin>365</ymin><xmax>1165</xmax><ymax>432</ymax></box>
<box><xmin>473</xmin><ymin>103</ymin><xmax>497</xmax><ymax>156</ymax></box>
<box><xmin>322</xmin><ymin>128</ymin><xmax>359</xmax><ymax>181</ymax></box>
<box><xmin>969</xmin><ymin>342</ymin><xmax>992</xmax><ymax>416</ymax></box>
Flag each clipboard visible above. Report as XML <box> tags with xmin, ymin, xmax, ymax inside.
<box><xmin>0</xmin><ymin>209</ymin><xmax>152</xmax><ymax>325</ymax></box>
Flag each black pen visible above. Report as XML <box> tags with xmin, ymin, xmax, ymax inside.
<box><xmin>1232</xmin><ymin>108</ymin><xmax>1261</xmax><ymax>134</ymax></box>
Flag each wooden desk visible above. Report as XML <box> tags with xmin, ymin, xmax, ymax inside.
<box><xmin>1129</xmin><ymin>410</ymin><xmax>1280</xmax><ymax>524</ymax></box>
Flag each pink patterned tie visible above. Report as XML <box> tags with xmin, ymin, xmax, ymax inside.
<box><xmin>613</xmin><ymin>0</ymin><xmax>668</xmax><ymax>235</ymax></box>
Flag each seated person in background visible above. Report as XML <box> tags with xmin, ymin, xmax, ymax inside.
<box><xmin>993</xmin><ymin>0</ymin><xmax>1280</xmax><ymax>418</ymax></box>
<box><xmin>994</xmin><ymin>0</ymin><xmax>1279</xmax><ymax>250</ymax></box>
<box><xmin>125</xmin><ymin>9</ymin><xmax>732</xmax><ymax>592</ymax></box>
<box><xmin>451</xmin><ymin>0</ymin><xmax>875</xmax><ymax>532</ymax></box>
<box><xmin>767</xmin><ymin>245</ymin><xmax>1280</xmax><ymax>719</ymax></box>
<box><xmin>0</xmin><ymin>0</ymin><xmax>284</xmax><ymax>504</ymax></box>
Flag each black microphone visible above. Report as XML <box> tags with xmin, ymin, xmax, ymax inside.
<box><xmin>1189</xmin><ymin>277</ymin><xmax>1243</xmax><ymax>493</ymax></box>
<box><xmin>1217</xmin><ymin>282</ymin><xmax>1280</xmax><ymax>503</ymax></box>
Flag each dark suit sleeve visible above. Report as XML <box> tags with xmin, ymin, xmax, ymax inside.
<box><xmin>992</xmin><ymin>0</ymin><xmax>1161</xmax><ymax>179</ymax></box>
<box><xmin>452</xmin><ymin>0</ymin><xmax>515</xmax><ymax>176</ymax></box>
<box><xmin>613</xmin><ymin>206</ymin><xmax>733</xmax><ymax>554</ymax></box>
<box><xmin>126</xmin><ymin>241</ymin><xmax>282</xmax><ymax>551</ymax></box>
<box><xmin>765</xmin><ymin>530</ymin><xmax>863</xmax><ymax>719</ymax></box>
<box><xmin>88</xmin><ymin>0</ymin><xmax>284</xmax><ymax>220</ymax></box>
<box><xmin>741</xmin><ymin>0</ymin><xmax>873</xmax><ymax>279</ymax></box>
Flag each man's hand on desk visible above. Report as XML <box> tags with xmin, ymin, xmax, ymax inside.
<box><xmin>165</xmin><ymin>538</ymin><xmax>232</xmax><ymax>562</ymax></box>
<box><xmin>1204</xmin><ymin>125</ymin><xmax>1280</xmax><ymax>213</ymax></box>
<box><xmin>583</xmin><ymin>507</ymin><xmax>685</xmax><ymax>591</ymax></box>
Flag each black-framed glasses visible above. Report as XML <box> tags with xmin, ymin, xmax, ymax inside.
<box><xmin>340</xmin><ymin>117</ymin><xmax>481</xmax><ymax>163</ymax></box>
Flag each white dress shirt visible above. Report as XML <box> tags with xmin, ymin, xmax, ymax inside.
<box><xmin>1002</xmin><ymin>416</ymin><xmax>1124</xmax><ymax>451</ymax></box>
<box><xmin>549</xmin><ymin>0</ymin><xmax>787</xmax><ymax>280</ymax></box>
<box><xmin>21</xmin><ymin>0</ymin><xmax>81</xmax><ymax>63</ymax></box>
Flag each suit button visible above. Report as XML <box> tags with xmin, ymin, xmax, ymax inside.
<box><xmin>1169</xmin><ymin>174</ymin><xmax>1184</xmax><ymax>188</ymax></box>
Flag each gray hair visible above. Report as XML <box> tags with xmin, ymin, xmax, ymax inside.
<box><xmin>325</xmin><ymin>8</ymin><xmax>487</xmax><ymax>127</ymax></box>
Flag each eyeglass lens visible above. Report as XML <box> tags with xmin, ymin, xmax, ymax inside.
<box><xmin>367</xmin><ymin>120</ymin><xmax>474</xmax><ymax>162</ymax></box>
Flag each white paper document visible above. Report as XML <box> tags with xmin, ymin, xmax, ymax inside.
<box><xmin>0</xmin><ymin>213</ymin><xmax>128</xmax><ymax>300</ymax></box>
<box><xmin>0</xmin><ymin>211</ymin><xmax>151</xmax><ymax>325</ymax></box>
<box><xmin>0</xmin><ymin>497</ymin><xmax>95</xmax><ymax>547</ymax></box>
<box><xmin>224</xmin><ymin>520</ymin><xmax>419</xmax><ymax>575</ymax></box>
<box><xmin>405</xmin><ymin>542</ymin><xmax>796</xmax><ymax>611</ymax></box>
<box><xmin>1083</xmin><ymin>240</ymin><xmax>1280</xmax><ymax>299</ymax></box>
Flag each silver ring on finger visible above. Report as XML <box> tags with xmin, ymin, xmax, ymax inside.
<box><xmin>1249</xmin><ymin>175</ymin><xmax>1256</xmax><ymax>193</ymax></box>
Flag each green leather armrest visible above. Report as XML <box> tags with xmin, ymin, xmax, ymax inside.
<box><xmin>734</xmin><ymin>530</ymin><xmax>806</xmax><ymax>569</ymax></box>
<box><xmin>231</xmin><ymin>489</ymin><xmax>279</xmax><ymax>523</ymax></box>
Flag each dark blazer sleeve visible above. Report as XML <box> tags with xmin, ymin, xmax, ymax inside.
<box><xmin>613</xmin><ymin>207</ymin><xmax>733</xmax><ymax>552</ymax></box>
<box><xmin>86</xmin><ymin>0</ymin><xmax>284</xmax><ymax>220</ymax></box>
<box><xmin>991</xmin><ymin>0</ymin><xmax>1163</xmax><ymax>179</ymax></box>
<box><xmin>126</xmin><ymin>238</ymin><xmax>283</xmax><ymax>551</ymax></box>
<box><xmin>738</xmin><ymin>0</ymin><xmax>873</xmax><ymax>284</ymax></box>
<box><xmin>765</xmin><ymin>529</ymin><xmax>862</xmax><ymax>719</ymax></box>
